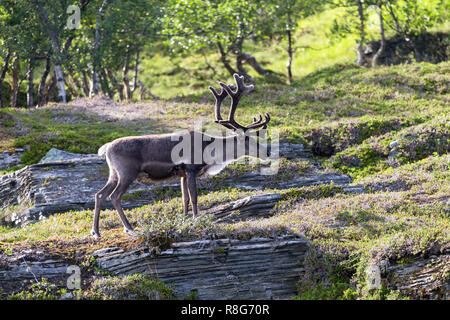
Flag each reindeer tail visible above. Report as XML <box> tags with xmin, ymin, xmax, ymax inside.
<box><xmin>97</xmin><ymin>143</ymin><xmax>110</xmax><ymax>157</ymax></box>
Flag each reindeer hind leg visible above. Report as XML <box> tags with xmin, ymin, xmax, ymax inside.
<box><xmin>185</xmin><ymin>171</ymin><xmax>198</xmax><ymax>218</ymax></box>
<box><xmin>109</xmin><ymin>169</ymin><xmax>138</xmax><ymax>235</ymax></box>
<box><xmin>91</xmin><ymin>169</ymin><xmax>118</xmax><ymax>239</ymax></box>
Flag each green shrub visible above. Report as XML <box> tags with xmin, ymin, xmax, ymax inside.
<box><xmin>74</xmin><ymin>274</ymin><xmax>174</xmax><ymax>300</ymax></box>
<box><xmin>8</xmin><ymin>278</ymin><xmax>67</xmax><ymax>300</ymax></box>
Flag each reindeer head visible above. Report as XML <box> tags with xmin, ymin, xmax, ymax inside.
<box><xmin>209</xmin><ymin>74</ymin><xmax>271</xmax><ymax>159</ymax></box>
<box><xmin>208</xmin><ymin>73</ymin><xmax>270</xmax><ymax>134</ymax></box>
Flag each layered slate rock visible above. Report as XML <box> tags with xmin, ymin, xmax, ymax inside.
<box><xmin>206</xmin><ymin>193</ymin><xmax>282</xmax><ymax>222</ymax></box>
<box><xmin>0</xmin><ymin>158</ymin><xmax>136</xmax><ymax>225</ymax></box>
<box><xmin>0</xmin><ymin>249</ymin><xmax>71</xmax><ymax>295</ymax></box>
<box><xmin>92</xmin><ymin>236</ymin><xmax>309</xmax><ymax>299</ymax></box>
<box><xmin>0</xmin><ymin>236</ymin><xmax>309</xmax><ymax>299</ymax></box>
<box><xmin>0</xmin><ymin>149</ymin><xmax>24</xmax><ymax>170</ymax></box>
<box><xmin>39</xmin><ymin>148</ymin><xmax>98</xmax><ymax>163</ymax></box>
<box><xmin>218</xmin><ymin>171</ymin><xmax>352</xmax><ymax>190</ymax></box>
<box><xmin>382</xmin><ymin>254</ymin><xmax>450</xmax><ymax>299</ymax></box>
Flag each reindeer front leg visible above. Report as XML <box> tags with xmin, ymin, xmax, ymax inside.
<box><xmin>185</xmin><ymin>171</ymin><xmax>198</xmax><ymax>218</ymax></box>
<box><xmin>181</xmin><ymin>176</ymin><xmax>190</xmax><ymax>215</ymax></box>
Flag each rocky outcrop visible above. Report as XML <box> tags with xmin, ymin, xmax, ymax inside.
<box><xmin>277</xmin><ymin>143</ymin><xmax>311</xmax><ymax>160</ymax></box>
<box><xmin>93</xmin><ymin>236</ymin><xmax>309</xmax><ymax>299</ymax></box>
<box><xmin>0</xmin><ymin>149</ymin><xmax>24</xmax><ymax>170</ymax></box>
<box><xmin>218</xmin><ymin>170</ymin><xmax>352</xmax><ymax>190</ymax></box>
<box><xmin>383</xmin><ymin>254</ymin><xmax>449</xmax><ymax>299</ymax></box>
<box><xmin>206</xmin><ymin>193</ymin><xmax>282</xmax><ymax>223</ymax></box>
<box><xmin>0</xmin><ymin>236</ymin><xmax>309</xmax><ymax>299</ymax></box>
<box><xmin>39</xmin><ymin>148</ymin><xmax>98</xmax><ymax>163</ymax></box>
<box><xmin>1</xmin><ymin>158</ymin><xmax>126</xmax><ymax>225</ymax></box>
<box><xmin>0</xmin><ymin>145</ymin><xmax>360</xmax><ymax>226</ymax></box>
<box><xmin>362</xmin><ymin>31</ymin><xmax>449</xmax><ymax>66</ymax></box>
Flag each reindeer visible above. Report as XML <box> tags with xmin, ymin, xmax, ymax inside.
<box><xmin>90</xmin><ymin>74</ymin><xmax>271</xmax><ymax>239</ymax></box>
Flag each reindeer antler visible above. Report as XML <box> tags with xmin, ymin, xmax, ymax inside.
<box><xmin>209</xmin><ymin>73</ymin><xmax>270</xmax><ymax>132</ymax></box>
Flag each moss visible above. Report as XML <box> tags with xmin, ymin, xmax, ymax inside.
<box><xmin>80</xmin><ymin>255</ymin><xmax>113</xmax><ymax>277</ymax></box>
<box><xmin>74</xmin><ymin>274</ymin><xmax>174</xmax><ymax>300</ymax></box>
<box><xmin>335</xmin><ymin>209</ymin><xmax>384</xmax><ymax>225</ymax></box>
<box><xmin>295</xmin><ymin>277</ymin><xmax>358</xmax><ymax>300</ymax></box>
<box><xmin>4</xmin><ymin>106</ymin><xmax>142</xmax><ymax>165</ymax></box>
<box><xmin>327</xmin><ymin>117</ymin><xmax>449</xmax><ymax>180</ymax></box>
<box><xmin>122</xmin><ymin>190</ymin><xmax>146</xmax><ymax>201</ymax></box>
<box><xmin>8</xmin><ymin>278</ymin><xmax>68</xmax><ymax>300</ymax></box>
<box><xmin>394</xmin><ymin>120</ymin><xmax>450</xmax><ymax>164</ymax></box>
<box><xmin>151</xmin><ymin>185</ymin><xmax>182</xmax><ymax>201</ymax></box>
<box><xmin>280</xmin><ymin>184</ymin><xmax>345</xmax><ymax>202</ymax></box>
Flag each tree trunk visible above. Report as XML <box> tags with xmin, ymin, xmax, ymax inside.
<box><xmin>131</xmin><ymin>49</ymin><xmax>140</xmax><ymax>96</ymax></box>
<box><xmin>90</xmin><ymin>68</ymin><xmax>99</xmax><ymax>97</ymax></box>
<box><xmin>54</xmin><ymin>63</ymin><xmax>67</xmax><ymax>103</ymax></box>
<box><xmin>10</xmin><ymin>55</ymin><xmax>20</xmax><ymax>108</ymax></box>
<box><xmin>233</xmin><ymin>24</ymin><xmax>253</xmax><ymax>83</ymax></box>
<box><xmin>38</xmin><ymin>54</ymin><xmax>51</xmax><ymax>107</ymax></box>
<box><xmin>372</xmin><ymin>6</ymin><xmax>386</xmax><ymax>67</ymax></box>
<box><xmin>45</xmin><ymin>75</ymin><xmax>56</xmax><ymax>104</ymax></box>
<box><xmin>216</xmin><ymin>42</ymin><xmax>237</xmax><ymax>77</ymax></box>
<box><xmin>90</xmin><ymin>0</ymin><xmax>109</xmax><ymax>97</ymax></box>
<box><xmin>122</xmin><ymin>50</ymin><xmax>131</xmax><ymax>101</ymax></box>
<box><xmin>287</xmin><ymin>28</ymin><xmax>293</xmax><ymax>84</ymax></box>
<box><xmin>33</xmin><ymin>0</ymin><xmax>67</xmax><ymax>103</ymax></box>
<box><xmin>0</xmin><ymin>49</ymin><xmax>11</xmax><ymax>108</ymax></box>
<box><xmin>81</xmin><ymin>71</ymin><xmax>90</xmax><ymax>96</ymax></box>
<box><xmin>385</xmin><ymin>2</ymin><xmax>420</xmax><ymax>62</ymax></box>
<box><xmin>136</xmin><ymin>80</ymin><xmax>159</xmax><ymax>100</ymax></box>
<box><xmin>240</xmin><ymin>53</ymin><xmax>267</xmax><ymax>76</ymax></box>
<box><xmin>235</xmin><ymin>53</ymin><xmax>253</xmax><ymax>83</ymax></box>
<box><xmin>201</xmin><ymin>49</ymin><xmax>216</xmax><ymax>75</ymax></box>
<box><xmin>105</xmin><ymin>68</ymin><xmax>122</xmax><ymax>101</ymax></box>
<box><xmin>69</xmin><ymin>73</ymin><xmax>83</xmax><ymax>96</ymax></box>
<box><xmin>356</xmin><ymin>0</ymin><xmax>366</xmax><ymax>66</ymax></box>
<box><xmin>386</xmin><ymin>2</ymin><xmax>403</xmax><ymax>34</ymax></box>
<box><xmin>99</xmin><ymin>69</ymin><xmax>110</xmax><ymax>98</ymax></box>
<box><xmin>27</xmin><ymin>56</ymin><xmax>35</xmax><ymax>108</ymax></box>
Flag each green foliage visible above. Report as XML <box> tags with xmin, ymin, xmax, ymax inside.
<box><xmin>74</xmin><ymin>274</ymin><xmax>174</xmax><ymax>300</ymax></box>
<box><xmin>0</xmin><ymin>201</ymin><xmax>33</xmax><ymax>226</ymax></box>
<box><xmin>329</xmin><ymin>118</ymin><xmax>449</xmax><ymax>180</ymax></box>
<box><xmin>139</xmin><ymin>202</ymin><xmax>216</xmax><ymax>249</ymax></box>
<box><xmin>80</xmin><ymin>255</ymin><xmax>112</xmax><ymax>277</ymax></box>
<box><xmin>295</xmin><ymin>275</ymin><xmax>358</xmax><ymax>300</ymax></box>
<box><xmin>3</xmin><ymin>106</ymin><xmax>141</xmax><ymax>165</ymax></box>
<box><xmin>383</xmin><ymin>0</ymin><xmax>448</xmax><ymax>36</ymax></box>
<box><xmin>279</xmin><ymin>185</ymin><xmax>345</xmax><ymax>208</ymax></box>
<box><xmin>121</xmin><ymin>190</ymin><xmax>147</xmax><ymax>201</ymax></box>
<box><xmin>8</xmin><ymin>278</ymin><xmax>67</xmax><ymax>300</ymax></box>
<box><xmin>305</xmin><ymin>116</ymin><xmax>426</xmax><ymax>156</ymax></box>
<box><xmin>164</xmin><ymin>0</ymin><xmax>270</xmax><ymax>53</ymax></box>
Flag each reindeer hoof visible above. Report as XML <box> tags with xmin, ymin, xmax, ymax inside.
<box><xmin>90</xmin><ymin>229</ymin><xmax>101</xmax><ymax>239</ymax></box>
